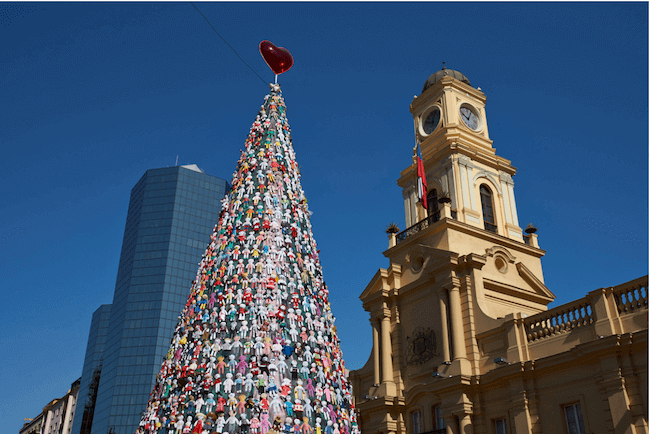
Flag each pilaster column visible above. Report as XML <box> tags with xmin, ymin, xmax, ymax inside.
<box><xmin>458</xmin><ymin>156</ymin><xmax>476</xmax><ymax>211</ymax></box>
<box><xmin>372</xmin><ymin>319</ymin><xmax>380</xmax><ymax>385</ymax></box>
<box><xmin>509</xmin><ymin>383</ymin><xmax>533</xmax><ymax>434</ymax></box>
<box><xmin>380</xmin><ymin>308</ymin><xmax>394</xmax><ymax>383</ymax></box>
<box><xmin>443</xmin><ymin>416</ymin><xmax>455</xmax><ymax>434</ymax></box>
<box><xmin>457</xmin><ymin>156</ymin><xmax>471</xmax><ymax>213</ymax></box>
<box><xmin>458</xmin><ymin>414</ymin><xmax>473</xmax><ymax>434</ymax></box>
<box><xmin>403</xmin><ymin>188</ymin><xmax>413</xmax><ymax>228</ymax></box>
<box><xmin>450</xmin><ymin>157</ymin><xmax>462</xmax><ymax>219</ymax></box>
<box><xmin>439</xmin><ymin>289</ymin><xmax>451</xmax><ymax>362</ymax></box>
<box><xmin>507</xmin><ymin>182</ymin><xmax>519</xmax><ymax>227</ymax></box>
<box><xmin>601</xmin><ymin>367</ymin><xmax>635</xmax><ymax>434</ymax></box>
<box><xmin>499</xmin><ymin>173</ymin><xmax>513</xmax><ymax>225</ymax></box>
<box><xmin>448</xmin><ymin>283</ymin><xmax>467</xmax><ymax>360</ymax></box>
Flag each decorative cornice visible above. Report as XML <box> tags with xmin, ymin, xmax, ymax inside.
<box><xmin>460</xmin><ymin>253</ymin><xmax>488</xmax><ymax>270</ymax></box>
<box><xmin>515</xmin><ymin>262</ymin><xmax>556</xmax><ymax>300</ymax></box>
<box><xmin>499</xmin><ymin>172</ymin><xmax>514</xmax><ymax>185</ymax></box>
<box><xmin>485</xmin><ymin>246</ymin><xmax>517</xmax><ymax>263</ymax></box>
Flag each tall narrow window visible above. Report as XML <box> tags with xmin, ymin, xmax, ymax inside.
<box><xmin>480</xmin><ymin>185</ymin><xmax>497</xmax><ymax>233</ymax></box>
<box><xmin>564</xmin><ymin>403</ymin><xmax>586</xmax><ymax>434</ymax></box>
<box><xmin>495</xmin><ymin>418</ymin><xmax>507</xmax><ymax>434</ymax></box>
<box><xmin>433</xmin><ymin>406</ymin><xmax>446</xmax><ymax>431</ymax></box>
<box><xmin>412</xmin><ymin>410</ymin><xmax>422</xmax><ymax>434</ymax></box>
<box><xmin>427</xmin><ymin>188</ymin><xmax>439</xmax><ymax>216</ymax></box>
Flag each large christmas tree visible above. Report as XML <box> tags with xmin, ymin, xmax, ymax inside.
<box><xmin>136</xmin><ymin>83</ymin><xmax>359</xmax><ymax>434</ymax></box>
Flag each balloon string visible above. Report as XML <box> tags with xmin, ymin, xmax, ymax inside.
<box><xmin>275</xmin><ymin>74</ymin><xmax>278</xmax><ymax>84</ymax></box>
<box><xmin>190</xmin><ymin>2</ymin><xmax>267</xmax><ymax>86</ymax></box>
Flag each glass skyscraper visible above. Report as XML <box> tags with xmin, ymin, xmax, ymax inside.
<box><xmin>73</xmin><ymin>165</ymin><xmax>228</xmax><ymax>434</ymax></box>
<box><xmin>71</xmin><ymin>304</ymin><xmax>112</xmax><ymax>434</ymax></box>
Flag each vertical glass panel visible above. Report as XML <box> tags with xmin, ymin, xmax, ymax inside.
<box><xmin>412</xmin><ymin>411</ymin><xmax>421</xmax><ymax>434</ymax></box>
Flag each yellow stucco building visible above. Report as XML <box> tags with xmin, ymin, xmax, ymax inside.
<box><xmin>349</xmin><ymin>68</ymin><xmax>648</xmax><ymax>434</ymax></box>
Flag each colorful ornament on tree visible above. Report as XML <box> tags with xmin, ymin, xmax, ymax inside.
<box><xmin>137</xmin><ymin>82</ymin><xmax>358</xmax><ymax>434</ymax></box>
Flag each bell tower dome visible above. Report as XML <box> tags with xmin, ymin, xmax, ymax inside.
<box><xmin>399</xmin><ymin>65</ymin><xmax>526</xmax><ymax>245</ymax></box>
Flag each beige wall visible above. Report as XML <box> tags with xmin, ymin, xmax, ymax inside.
<box><xmin>352</xmin><ymin>275</ymin><xmax>648</xmax><ymax>434</ymax></box>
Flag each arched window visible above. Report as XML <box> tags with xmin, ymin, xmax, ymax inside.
<box><xmin>427</xmin><ymin>188</ymin><xmax>439</xmax><ymax>216</ymax></box>
<box><xmin>480</xmin><ymin>185</ymin><xmax>497</xmax><ymax>233</ymax></box>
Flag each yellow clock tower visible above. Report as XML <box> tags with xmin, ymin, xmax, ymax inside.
<box><xmin>350</xmin><ymin>67</ymin><xmax>648</xmax><ymax>434</ymax></box>
<box><xmin>403</xmin><ymin>65</ymin><xmax>527</xmax><ymax>245</ymax></box>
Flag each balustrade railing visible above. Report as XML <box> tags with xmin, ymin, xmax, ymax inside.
<box><xmin>396</xmin><ymin>212</ymin><xmax>440</xmax><ymax>243</ymax></box>
<box><xmin>524</xmin><ymin>299</ymin><xmax>594</xmax><ymax>342</ymax></box>
<box><xmin>396</xmin><ymin>210</ymin><xmax>460</xmax><ymax>243</ymax></box>
<box><xmin>613</xmin><ymin>277</ymin><xmax>648</xmax><ymax>315</ymax></box>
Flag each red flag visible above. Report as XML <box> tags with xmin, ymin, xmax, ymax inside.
<box><xmin>416</xmin><ymin>149</ymin><xmax>428</xmax><ymax>210</ymax></box>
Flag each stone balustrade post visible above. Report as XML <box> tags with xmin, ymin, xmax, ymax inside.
<box><xmin>440</xmin><ymin>201</ymin><xmax>453</xmax><ymax>219</ymax></box>
<box><xmin>589</xmin><ymin>287</ymin><xmax>622</xmax><ymax>336</ymax></box>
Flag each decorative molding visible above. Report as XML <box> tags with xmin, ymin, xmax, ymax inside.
<box><xmin>485</xmin><ymin>246</ymin><xmax>517</xmax><ymax>263</ymax></box>
<box><xmin>458</xmin><ymin>155</ymin><xmax>472</xmax><ymax>167</ymax></box>
<box><xmin>483</xmin><ymin>278</ymin><xmax>554</xmax><ymax>305</ymax></box>
<box><xmin>473</xmin><ymin>170</ymin><xmax>502</xmax><ymax>195</ymax></box>
<box><xmin>499</xmin><ymin>172</ymin><xmax>514</xmax><ymax>185</ymax></box>
<box><xmin>515</xmin><ymin>262</ymin><xmax>556</xmax><ymax>300</ymax></box>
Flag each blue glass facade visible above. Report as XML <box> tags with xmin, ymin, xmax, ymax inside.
<box><xmin>71</xmin><ymin>304</ymin><xmax>112</xmax><ymax>434</ymax></box>
<box><xmin>88</xmin><ymin>166</ymin><xmax>228</xmax><ymax>434</ymax></box>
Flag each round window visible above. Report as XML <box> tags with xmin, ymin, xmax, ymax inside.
<box><xmin>495</xmin><ymin>256</ymin><xmax>508</xmax><ymax>274</ymax></box>
<box><xmin>412</xmin><ymin>255</ymin><xmax>425</xmax><ymax>272</ymax></box>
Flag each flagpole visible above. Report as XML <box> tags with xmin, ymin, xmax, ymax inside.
<box><xmin>412</xmin><ymin>118</ymin><xmax>419</xmax><ymax>165</ymax></box>
<box><xmin>413</xmin><ymin>118</ymin><xmax>428</xmax><ymax>218</ymax></box>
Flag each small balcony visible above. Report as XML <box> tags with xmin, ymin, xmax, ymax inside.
<box><xmin>396</xmin><ymin>210</ymin><xmax>457</xmax><ymax>243</ymax></box>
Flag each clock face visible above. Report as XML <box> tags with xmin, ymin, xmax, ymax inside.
<box><xmin>422</xmin><ymin>107</ymin><xmax>440</xmax><ymax>134</ymax></box>
<box><xmin>460</xmin><ymin>105</ymin><xmax>480</xmax><ymax>131</ymax></box>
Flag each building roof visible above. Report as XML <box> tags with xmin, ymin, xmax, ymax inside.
<box><xmin>422</xmin><ymin>67</ymin><xmax>471</xmax><ymax>93</ymax></box>
<box><xmin>181</xmin><ymin>164</ymin><xmax>204</xmax><ymax>173</ymax></box>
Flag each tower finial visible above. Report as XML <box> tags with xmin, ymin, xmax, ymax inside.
<box><xmin>442</xmin><ymin>61</ymin><xmax>446</xmax><ymax>70</ymax></box>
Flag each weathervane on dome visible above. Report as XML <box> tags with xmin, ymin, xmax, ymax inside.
<box><xmin>259</xmin><ymin>40</ymin><xmax>293</xmax><ymax>87</ymax></box>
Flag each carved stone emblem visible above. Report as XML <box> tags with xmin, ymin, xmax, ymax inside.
<box><xmin>405</xmin><ymin>327</ymin><xmax>437</xmax><ymax>365</ymax></box>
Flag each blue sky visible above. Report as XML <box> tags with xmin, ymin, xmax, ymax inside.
<box><xmin>1</xmin><ymin>2</ymin><xmax>647</xmax><ymax>433</ymax></box>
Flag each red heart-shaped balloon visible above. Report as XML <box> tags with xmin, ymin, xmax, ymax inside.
<box><xmin>259</xmin><ymin>40</ymin><xmax>293</xmax><ymax>75</ymax></box>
